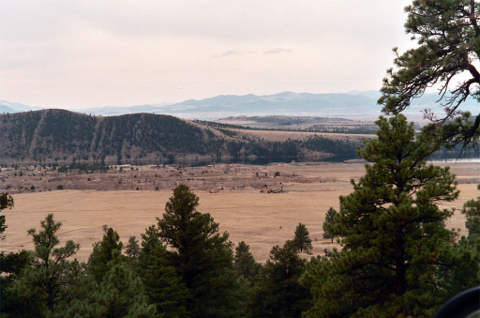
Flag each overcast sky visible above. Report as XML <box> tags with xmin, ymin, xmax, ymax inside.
<box><xmin>1</xmin><ymin>0</ymin><xmax>414</xmax><ymax>109</ymax></box>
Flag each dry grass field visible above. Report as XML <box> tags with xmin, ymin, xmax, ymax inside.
<box><xmin>230</xmin><ymin>128</ymin><xmax>373</xmax><ymax>142</ymax></box>
<box><xmin>2</xmin><ymin>160</ymin><xmax>478</xmax><ymax>263</ymax></box>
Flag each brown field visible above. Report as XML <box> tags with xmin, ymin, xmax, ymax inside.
<box><xmin>2</xmin><ymin>160</ymin><xmax>479</xmax><ymax>263</ymax></box>
<box><xmin>229</xmin><ymin>128</ymin><xmax>373</xmax><ymax>142</ymax></box>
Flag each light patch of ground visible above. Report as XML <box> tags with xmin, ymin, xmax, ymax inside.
<box><xmin>1</xmin><ymin>161</ymin><xmax>477</xmax><ymax>263</ymax></box>
<box><xmin>230</xmin><ymin>129</ymin><xmax>373</xmax><ymax>142</ymax></box>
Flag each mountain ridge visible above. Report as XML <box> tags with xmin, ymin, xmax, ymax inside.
<box><xmin>2</xmin><ymin>91</ymin><xmax>478</xmax><ymax>120</ymax></box>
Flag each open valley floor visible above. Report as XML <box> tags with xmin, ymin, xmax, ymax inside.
<box><xmin>1</xmin><ymin>160</ymin><xmax>478</xmax><ymax>262</ymax></box>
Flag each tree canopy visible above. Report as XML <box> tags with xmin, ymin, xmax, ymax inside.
<box><xmin>322</xmin><ymin>207</ymin><xmax>337</xmax><ymax>243</ymax></box>
<box><xmin>157</xmin><ymin>184</ymin><xmax>237</xmax><ymax>318</ymax></box>
<box><xmin>462</xmin><ymin>184</ymin><xmax>480</xmax><ymax>238</ymax></box>
<box><xmin>293</xmin><ymin>223</ymin><xmax>313</xmax><ymax>253</ymax></box>
<box><xmin>379</xmin><ymin>0</ymin><xmax>480</xmax><ymax>150</ymax></box>
<box><xmin>9</xmin><ymin>214</ymin><xmax>80</xmax><ymax>316</ymax></box>
<box><xmin>301</xmin><ymin>115</ymin><xmax>461</xmax><ymax>317</ymax></box>
<box><xmin>0</xmin><ymin>192</ymin><xmax>14</xmax><ymax>239</ymax></box>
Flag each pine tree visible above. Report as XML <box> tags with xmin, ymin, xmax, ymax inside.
<box><xmin>246</xmin><ymin>240</ymin><xmax>312</xmax><ymax>318</ymax></box>
<box><xmin>0</xmin><ymin>192</ymin><xmax>14</xmax><ymax>239</ymax></box>
<box><xmin>88</xmin><ymin>227</ymin><xmax>124</xmax><ymax>283</ymax></box>
<box><xmin>293</xmin><ymin>223</ymin><xmax>313</xmax><ymax>253</ymax></box>
<box><xmin>322</xmin><ymin>207</ymin><xmax>337</xmax><ymax>243</ymax></box>
<box><xmin>66</xmin><ymin>251</ymin><xmax>156</xmax><ymax>318</ymax></box>
<box><xmin>125</xmin><ymin>235</ymin><xmax>140</xmax><ymax>261</ymax></box>
<box><xmin>234</xmin><ymin>241</ymin><xmax>261</xmax><ymax>283</ymax></box>
<box><xmin>157</xmin><ymin>184</ymin><xmax>238</xmax><ymax>317</ymax></box>
<box><xmin>301</xmin><ymin>115</ymin><xmax>459</xmax><ymax>317</ymax></box>
<box><xmin>9</xmin><ymin>214</ymin><xmax>80</xmax><ymax>316</ymax></box>
<box><xmin>462</xmin><ymin>185</ymin><xmax>480</xmax><ymax>238</ymax></box>
<box><xmin>379</xmin><ymin>0</ymin><xmax>480</xmax><ymax>149</ymax></box>
<box><xmin>1</xmin><ymin>251</ymin><xmax>41</xmax><ymax>317</ymax></box>
<box><xmin>143</xmin><ymin>244</ymin><xmax>190</xmax><ymax>318</ymax></box>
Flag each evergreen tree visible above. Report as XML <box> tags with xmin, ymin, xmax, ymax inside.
<box><xmin>66</xmin><ymin>251</ymin><xmax>156</xmax><ymax>318</ymax></box>
<box><xmin>440</xmin><ymin>236</ymin><xmax>480</xmax><ymax>301</ymax></box>
<box><xmin>322</xmin><ymin>207</ymin><xmax>337</xmax><ymax>243</ymax></box>
<box><xmin>301</xmin><ymin>115</ymin><xmax>459</xmax><ymax>317</ymax></box>
<box><xmin>143</xmin><ymin>244</ymin><xmax>190</xmax><ymax>318</ymax></box>
<box><xmin>88</xmin><ymin>227</ymin><xmax>124</xmax><ymax>283</ymax></box>
<box><xmin>134</xmin><ymin>225</ymin><xmax>190</xmax><ymax>318</ymax></box>
<box><xmin>293</xmin><ymin>223</ymin><xmax>312</xmax><ymax>253</ymax></box>
<box><xmin>0</xmin><ymin>192</ymin><xmax>14</xmax><ymax>239</ymax></box>
<box><xmin>137</xmin><ymin>225</ymin><xmax>161</xmax><ymax>277</ymax></box>
<box><xmin>246</xmin><ymin>240</ymin><xmax>311</xmax><ymax>318</ymax></box>
<box><xmin>9</xmin><ymin>214</ymin><xmax>80</xmax><ymax>316</ymax></box>
<box><xmin>157</xmin><ymin>184</ymin><xmax>238</xmax><ymax>317</ymax></box>
<box><xmin>0</xmin><ymin>250</ymin><xmax>41</xmax><ymax>318</ymax></box>
<box><xmin>379</xmin><ymin>0</ymin><xmax>480</xmax><ymax>149</ymax></box>
<box><xmin>462</xmin><ymin>185</ymin><xmax>480</xmax><ymax>238</ymax></box>
<box><xmin>125</xmin><ymin>235</ymin><xmax>140</xmax><ymax>261</ymax></box>
<box><xmin>234</xmin><ymin>241</ymin><xmax>261</xmax><ymax>283</ymax></box>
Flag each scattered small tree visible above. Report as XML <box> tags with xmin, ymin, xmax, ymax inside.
<box><xmin>125</xmin><ymin>236</ymin><xmax>140</xmax><ymax>261</ymax></box>
<box><xmin>293</xmin><ymin>223</ymin><xmax>312</xmax><ymax>253</ymax></box>
<box><xmin>322</xmin><ymin>207</ymin><xmax>337</xmax><ymax>243</ymax></box>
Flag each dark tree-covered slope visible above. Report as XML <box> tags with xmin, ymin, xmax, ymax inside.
<box><xmin>0</xmin><ymin>109</ymin><xmax>359</xmax><ymax>165</ymax></box>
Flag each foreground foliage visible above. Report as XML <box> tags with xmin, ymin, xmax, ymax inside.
<box><xmin>379</xmin><ymin>0</ymin><xmax>480</xmax><ymax>150</ymax></box>
<box><xmin>300</xmin><ymin>115</ymin><xmax>473</xmax><ymax>317</ymax></box>
<box><xmin>2</xmin><ymin>169</ymin><xmax>479</xmax><ymax>317</ymax></box>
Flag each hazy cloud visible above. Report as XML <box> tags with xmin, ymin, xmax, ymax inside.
<box><xmin>264</xmin><ymin>48</ymin><xmax>292</xmax><ymax>54</ymax></box>
<box><xmin>221</xmin><ymin>50</ymin><xmax>242</xmax><ymax>57</ymax></box>
<box><xmin>0</xmin><ymin>0</ymin><xmax>414</xmax><ymax>108</ymax></box>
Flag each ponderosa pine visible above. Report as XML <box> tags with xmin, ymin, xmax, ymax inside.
<box><xmin>301</xmin><ymin>115</ymin><xmax>459</xmax><ymax>317</ymax></box>
<box><xmin>322</xmin><ymin>207</ymin><xmax>337</xmax><ymax>243</ymax></box>
<box><xmin>157</xmin><ymin>184</ymin><xmax>238</xmax><ymax>318</ymax></box>
<box><xmin>293</xmin><ymin>223</ymin><xmax>313</xmax><ymax>253</ymax></box>
<box><xmin>379</xmin><ymin>0</ymin><xmax>480</xmax><ymax>150</ymax></box>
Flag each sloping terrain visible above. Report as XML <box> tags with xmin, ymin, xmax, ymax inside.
<box><xmin>0</xmin><ymin>109</ymin><xmax>360</xmax><ymax>166</ymax></box>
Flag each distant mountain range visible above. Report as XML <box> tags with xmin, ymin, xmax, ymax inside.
<box><xmin>2</xmin><ymin>91</ymin><xmax>479</xmax><ymax>121</ymax></box>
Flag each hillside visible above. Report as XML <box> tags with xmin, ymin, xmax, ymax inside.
<box><xmin>0</xmin><ymin>109</ymin><xmax>361</xmax><ymax>166</ymax></box>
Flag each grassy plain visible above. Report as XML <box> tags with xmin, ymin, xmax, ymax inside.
<box><xmin>2</xmin><ymin>161</ymin><xmax>478</xmax><ymax>263</ymax></box>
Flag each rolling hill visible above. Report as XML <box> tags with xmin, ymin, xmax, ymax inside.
<box><xmin>0</xmin><ymin>109</ymin><xmax>360</xmax><ymax>166</ymax></box>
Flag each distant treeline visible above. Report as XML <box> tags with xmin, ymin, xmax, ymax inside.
<box><xmin>0</xmin><ymin>110</ymin><xmax>361</xmax><ymax>166</ymax></box>
<box><xmin>194</xmin><ymin>119</ymin><xmax>378</xmax><ymax>135</ymax></box>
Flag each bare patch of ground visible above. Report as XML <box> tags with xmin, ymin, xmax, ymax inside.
<box><xmin>1</xmin><ymin>161</ymin><xmax>477</xmax><ymax>262</ymax></box>
<box><xmin>214</xmin><ymin>115</ymin><xmax>376</xmax><ymax>132</ymax></box>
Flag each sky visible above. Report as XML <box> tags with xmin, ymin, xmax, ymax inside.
<box><xmin>1</xmin><ymin>0</ymin><xmax>415</xmax><ymax>109</ymax></box>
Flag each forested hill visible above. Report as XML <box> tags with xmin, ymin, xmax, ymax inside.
<box><xmin>0</xmin><ymin>109</ymin><xmax>359</xmax><ymax>165</ymax></box>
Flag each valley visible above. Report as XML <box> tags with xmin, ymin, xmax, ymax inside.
<box><xmin>2</xmin><ymin>160</ymin><xmax>477</xmax><ymax>263</ymax></box>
